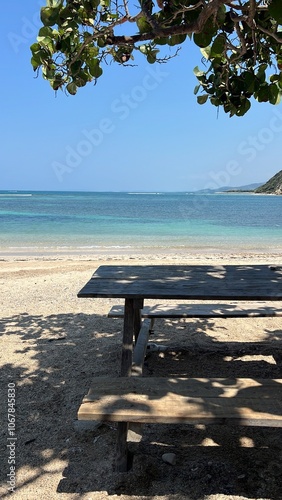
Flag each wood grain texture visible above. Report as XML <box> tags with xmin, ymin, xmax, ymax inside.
<box><xmin>108</xmin><ymin>303</ymin><xmax>282</xmax><ymax>318</ymax></box>
<box><xmin>120</xmin><ymin>299</ymin><xmax>134</xmax><ymax>376</ymax></box>
<box><xmin>78</xmin><ymin>265</ymin><xmax>282</xmax><ymax>300</ymax></box>
<box><xmin>78</xmin><ymin>377</ymin><xmax>282</xmax><ymax>427</ymax></box>
<box><xmin>116</xmin><ymin>422</ymin><xmax>129</xmax><ymax>472</ymax></box>
<box><xmin>132</xmin><ymin>319</ymin><xmax>151</xmax><ymax>376</ymax></box>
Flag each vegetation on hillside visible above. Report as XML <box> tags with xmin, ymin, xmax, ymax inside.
<box><xmin>254</xmin><ymin>169</ymin><xmax>282</xmax><ymax>194</ymax></box>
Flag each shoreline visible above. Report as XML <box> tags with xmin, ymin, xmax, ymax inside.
<box><xmin>0</xmin><ymin>250</ymin><xmax>281</xmax><ymax>266</ymax></box>
<box><xmin>1</xmin><ymin>243</ymin><xmax>281</xmax><ymax>258</ymax></box>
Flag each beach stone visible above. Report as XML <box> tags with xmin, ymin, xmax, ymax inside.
<box><xmin>128</xmin><ymin>423</ymin><xmax>143</xmax><ymax>442</ymax></box>
<box><xmin>127</xmin><ymin>429</ymin><xmax>143</xmax><ymax>442</ymax></box>
<box><xmin>162</xmin><ymin>453</ymin><xmax>176</xmax><ymax>465</ymax></box>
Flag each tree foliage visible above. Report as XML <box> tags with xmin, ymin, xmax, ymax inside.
<box><xmin>31</xmin><ymin>0</ymin><xmax>282</xmax><ymax>116</ymax></box>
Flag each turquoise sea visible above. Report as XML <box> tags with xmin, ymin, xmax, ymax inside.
<box><xmin>0</xmin><ymin>191</ymin><xmax>281</xmax><ymax>256</ymax></box>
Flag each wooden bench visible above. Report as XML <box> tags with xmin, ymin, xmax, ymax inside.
<box><xmin>108</xmin><ymin>302</ymin><xmax>282</xmax><ymax>347</ymax></box>
<box><xmin>78</xmin><ymin>303</ymin><xmax>282</xmax><ymax>471</ymax></box>
<box><xmin>108</xmin><ymin>302</ymin><xmax>282</xmax><ymax>324</ymax></box>
<box><xmin>78</xmin><ymin>375</ymin><xmax>282</xmax><ymax>469</ymax></box>
<box><xmin>78</xmin><ymin>376</ymin><xmax>282</xmax><ymax>427</ymax></box>
<box><xmin>77</xmin><ymin>317</ymin><xmax>282</xmax><ymax>470</ymax></box>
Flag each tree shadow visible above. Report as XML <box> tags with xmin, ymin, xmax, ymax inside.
<box><xmin>59</xmin><ymin>316</ymin><xmax>282</xmax><ymax>498</ymax></box>
<box><xmin>1</xmin><ymin>311</ymin><xmax>282</xmax><ymax>499</ymax></box>
<box><xmin>0</xmin><ymin>311</ymin><xmax>120</xmax><ymax>498</ymax></box>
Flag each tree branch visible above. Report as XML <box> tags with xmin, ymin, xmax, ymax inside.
<box><xmin>106</xmin><ymin>0</ymin><xmax>228</xmax><ymax>44</ymax></box>
<box><xmin>257</xmin><ymin>24</ymin><xmax>282</xmax><ymax>44</ymax></box>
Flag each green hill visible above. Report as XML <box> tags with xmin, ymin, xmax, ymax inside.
<box><xmin>254</xmin><ymin>170</ymin><xmax>282</xmax><ymax>195</ymax></box>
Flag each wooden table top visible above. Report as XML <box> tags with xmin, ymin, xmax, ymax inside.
<box><xmin>77</xmin><ymin>264</ymin><xmax>282</xmax><ymax>301</ymax></box>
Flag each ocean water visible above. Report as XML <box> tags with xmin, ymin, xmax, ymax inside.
<box><xmin>0</xmin><ymin>191</ymin><xmax>281</xmax><ymax>255</ymax></box>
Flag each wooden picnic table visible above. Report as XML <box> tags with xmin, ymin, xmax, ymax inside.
<box><xmin>77</xmin><ymin>264</ymin><xmax>282</xmax><ymax>471</ymax></box>
<box><xmin>78</xmin><ymin>264</ymin><xmax>282</xmax><ymax>374</ymax></box>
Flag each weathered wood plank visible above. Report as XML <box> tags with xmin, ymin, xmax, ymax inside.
<box><xmin>117</xmin><ymin>298</ymin><xmax>138</xmax><ymax>471</ymax></box>
<box><xmin>78</xmin><ymin>265</ymin><xmax>282</xmax><ymax>300</ymax></box>
<box><xmin>108</xmin><ymin>303</ymin><xmax>282</xmax><ymax>318</ymax></box>
<box><xmin>87</xmin><ymin>265</ymin><xmax>282</xmax><ymax>280</ymax></box>
<box><xmin>128</xmin><ymin>318</ymin><xmax>151</xmax><ymax>442</ymax></box>
<box><xmin>132</xmin><ymin>319</ymin><xmax>151</xmax><ymax>376</ymax></box>
<box><xmin>133</xmin><ymin>300</ymin><xmax>143</xmax><ymax>343</ymax></box>
<box><xmin>120</xmin><ymin>298</ymin><xmax>134</xmax><ymax>377</ymax></box>
<box><xmin>116</xmin><ymin>422</ymin><xmax>129</xmax><ymax>472</ymax></box>
<box><xmin>78</xmin><ymin>377</ymin><xmax>282</xmax><ymax>427</ymax></box>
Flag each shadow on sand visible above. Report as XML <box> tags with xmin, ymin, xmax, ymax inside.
<box><xmin>0</xmin><ymin>311</ymin><xmax>282</xmax><ymax>499</ymax></box>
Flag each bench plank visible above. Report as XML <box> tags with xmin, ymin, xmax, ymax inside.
<box><xmin>108</xmin><ymin>303</ymin><xmax>282</xmax><ymax>319</ymax></box>
<box><xmin>78</xmin><ymin>377</ymin><xmax>282</xmax><ymax>427</ymax></box>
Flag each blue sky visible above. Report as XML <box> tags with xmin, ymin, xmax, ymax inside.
<box><xmin>1</xmin><ymin>1</ymin><xmax>282</xmax><ymax>192</ymax></box>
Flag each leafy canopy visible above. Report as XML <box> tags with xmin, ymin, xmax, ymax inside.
<box><xmin>31</xmin><ymin>0</ymin><xmax>282</xmax><ymax>116</ymax></box>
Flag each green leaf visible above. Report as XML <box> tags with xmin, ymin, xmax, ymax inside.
<box><xmin>194</xmin><ymin>32</ymin><xmax>213</xmax><ymax>48</ymax></box>
<box><xmin>51</xmin><ymin>74</ymin><xmax>63</xmax><ymax>90</ymax></box>
<box><xmin>30</xmin><ymin>43</ymin><xmax>50</xmax><ymax>64</ymax></box>
<box><xmin>210</xmin><ymin>34</ymin><xmax>225</xmax><ymax>58</ymax></box>
<box><xmin>269</xmin><ymin>0</ymin><xmax>282</xmax><ymax>24</ymax></box>
<box><xmin>194</xmin><ymin>84</ymin><xmax>200</xmax><ymax>95</ymax></box>
<box><xmin>255</xmin><ymin>83</ymin><xmax>270</xmax><ymax>102</ymax></box>
<box><xmin>193</xmin><ymin>19</ymin><xmax>216</xmax><ymax>48</ymax></box>
<box><xmin>42</xmin><ymin>65</ymin><xmax>55</xmax><ymax>79</ymax></box>
<box><xmin>256</xmin><ymin>64</ymin><xmax>267</xmax><ymax>83</ymax></box>
<box><xmin>40</xmin><ymin>7</ymin><xmax>60</xmax><ymax>27</ymax></box>
<box><xmin>147</xmin><ymin>50</ymin><xmax>159</xmax><ymax>64</ymax></box>
<box><xmin>37</xmin><ymin>36</ymin><xmax>54</xmax><ymax>53</ymax></box>
<box><xmin>66</xmin><ymin>82</ymin><xmax>77</xmax><ymax>95</ymax></box>
<box><xmin>216</xmin><ymin>4</ymin><xmax>226</xmax><ymax>24</ymax></box>
<box><xmin>100</xmin><ymin>0</ymin><xmax>110</xmax><ymax>6</ymax></box>
<box><xmin>235</xmin><ymin>98</ymin><xmax>251</xmax><ymax>117</ymax></box>
<box><xmin>210</xmin><ymin>96</ymin><xmax>221</xmax><ymax>106</ymax></box>
<box><xmin>137</xmin><ymin>17</ymin><xmax>151</xmax><ymax>34</ymax></box>
<box><xmin>168</xmin><ymin>34</ymin><xmax>186</xmax><ymax>46</ymax></box>
<box><xmin>89</xmin><ymin>59</ymin><xmax>103</xmax><ymax>78</ymax></box>
<box><xmin>241</xmin><ymin>71</ymin><xmax>255</xmax><ymax>93</ymax></box>
<box><xmin>197</xmin><ymin>94</ymin><xmax>208</xmax><ymax>104</ymax></box>
<box><xmin>31</xmin><ymin>57</ymin><xmax>40</xmax><ymax>70</ymax></box>
<box><xmin>70</xmin><ymin>60</ymin><xmax>83</xmax><ymax>74</ymax></box>
<box><xmin>139</xmin><ymin>45</ymin><xmax>148</xmax><ymax>54</ymax></box>
<box><xmin>268</xmin><ymin>83</ymin><xmax>279</xmax><ymax>104</ymax></box>
<box><xmin>193</xmin><ymin>66</ymin><xmax>205</xmax><ymax>77</ymax></box>
<box><xmin>275</xmin><ymin>92</ymin><xmax>282</xmax><ymax>105</ymax></box>
<box><xmin>30</xmin><ymin>42</ymin><xmax>41</xmax><ymax>54</ymax></box>
<box><xmin>270</xmin><ymin>74</ymin><xmax>280</xmax><ymax>83</ymax></box>
<box><xmin>97</xmin><ymin>37</ymin><xmax>106</xmax><ymax>48</ymax></box>
<box><xmin>86</xmin><ymin>46</ymin><xmax>99</xmax><ymax>59</ymax></box>
<box><xmin>155</xmin><ymin>37</ymin><xmax>169</xmax><ymax>45</ymax></box>
<box><xmin>46</xmin><ymin>0</ymin><xmax>62</xmax><ymax>7</ymax></box>
<box><xmin>200</xmin><ymin>46</ymin><xmax>211</xmax><ymax>59</ymax></box>
<box><xmin>38</xmin><ymin>26</ymin><xmax>53</xmax><ymax>37</ymax></box>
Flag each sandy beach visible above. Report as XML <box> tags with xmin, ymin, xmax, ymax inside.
<box><xmin>1</xmin><ymin>252</ymin><xmax>282</xmax><ymax>500</ymax></box>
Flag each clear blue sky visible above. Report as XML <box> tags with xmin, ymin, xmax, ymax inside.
<box><xmin>1</xmin><ymin>1</ymin><xmax>282</xmax><ymax>192</ymax></box>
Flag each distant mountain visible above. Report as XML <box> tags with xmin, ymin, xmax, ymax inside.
<box><xmin>197</xmin><ymin>182</ymin><xmax>264</xmax><ymax>194</ymax></box>
<box><xmin>254</xmin><ymin>170</ymin><xmax>282</xmax><ymax>195</ymax></box>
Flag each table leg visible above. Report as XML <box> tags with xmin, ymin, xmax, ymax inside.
<box><xmin>116</xmin><ymin>298</ymin><xmax>142</xmax><ymax>472</ymax></box>
<box><xmin>120</xmin><ymin>298</ymin><xmax>134</xmax><ymax>377</ymax></box>
<box><xmin>133</xmin><ymin>298</ymin><xmax>144</xmax><ymax>343</ymax></box>
<box><xmin>116</xmin><ymin>422</ymin><xmax>130</xmax><ymax>472</ymax></box>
